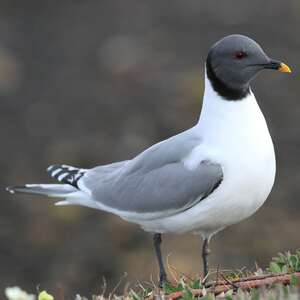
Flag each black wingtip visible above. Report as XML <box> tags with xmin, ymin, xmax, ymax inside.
<box><xmin>46</xmin><ymin>164</ymin><xmax>85</xmax><ymax>188</ymax></box>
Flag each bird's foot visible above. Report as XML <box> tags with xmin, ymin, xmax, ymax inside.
<box><xmin>159</xmin><ymin>273</ymin><xmax>168</xmax><ymax>288</ymax></box>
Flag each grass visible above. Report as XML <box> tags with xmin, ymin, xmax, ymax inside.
<box><xmin>125</xmin><ymin>251</ymin><xmax>300</xmax><ymax>300</ymax></box>
<box><xmin>6</xmin><ymin>251</ymin><xmax>300</xmax><ymax>300</ymax></box>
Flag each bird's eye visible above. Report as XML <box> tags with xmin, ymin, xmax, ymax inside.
<box><xmin>234</xmin><ymin>51</ymin><xmax>247</xmax><ymax>60</ymax></box>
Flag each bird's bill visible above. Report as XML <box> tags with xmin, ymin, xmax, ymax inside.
<box><xmin>248</xmin><ymin>60</ymin><xmax>292</xmax><ymax>73</ymax></box>
<box><xmin>266</xmin><ymin>59</ymin><xmax>292</xmax><ymax>73</ymax></box>
<box><xmin>278</xmin><ymin>62</ymin><xmax>292</xmax><ymax>73</ymax></box>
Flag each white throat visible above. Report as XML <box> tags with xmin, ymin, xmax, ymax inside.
<box><xmin>196</xmin><ymin>73</ymin><xmax>268</xmax><ymax>139</ymax></box>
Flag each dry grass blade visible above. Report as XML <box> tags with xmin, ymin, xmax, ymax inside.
<box><xmin>166</xmin><ymin>272</ymin><xmax>300</xmax><ymax>300</ymax></box>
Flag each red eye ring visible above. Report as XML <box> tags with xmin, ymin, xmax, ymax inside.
<box><xmin>234</xmin><ymin>51</ymin><xmax>246</xmax><ymax>60</ymax></box>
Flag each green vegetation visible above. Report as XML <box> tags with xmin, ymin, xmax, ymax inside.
<box><xmin>5</xmin><ymin>251</ymin><xmax>300</xmax><ymax>300</ymax></box>
<box><xmin>268</xmin><ymin>250</ymin><xmax>300</xmax><ymax>273</ymax></box>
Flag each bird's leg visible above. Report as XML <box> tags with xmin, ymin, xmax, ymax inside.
<box><xmin>153</xmin><ymin>233</ymin><xmax>167</xmax><ymax>287</ymax></box>
<box><xmin>202</xmin><ymin>238</ymin><xmax>210</xmax><ymax>279</ymax></box>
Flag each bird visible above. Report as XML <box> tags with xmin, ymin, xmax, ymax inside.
<box><xmin>7</xmin><ymin>34</ymin><xmax>291</xmax><ymax>286</ymax></box>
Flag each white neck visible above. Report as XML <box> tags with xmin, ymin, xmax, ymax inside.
<box><xmin>194</xmin><ymin>72</ymin><xmax>271</xmax><ymax>145</ymax></box>
<box><xmin>197</xmin><ymin>73</ymin><xmax>262</xmax><ymax>126</ymax></box>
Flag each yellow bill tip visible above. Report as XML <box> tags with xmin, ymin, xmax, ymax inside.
<box><xmin>279</xmin><ymin>62</ymin><xmax>292</xmax><ymax>73</ymax></box>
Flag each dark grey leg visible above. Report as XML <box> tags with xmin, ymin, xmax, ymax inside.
<box><xmin>202</xmin><ymin>238</ymin><xmax>210</xmax><ymax>278</ymax></box>
<box><xmin>153</xmin><ymin>233</ymin><xmax>167</xmax><ymax>286</ymax></box>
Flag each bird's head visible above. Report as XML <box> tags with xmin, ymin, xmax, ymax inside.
<box><xmin>206</xmin><ymin>34</ymin><xmax>291</xmax><ymax>100</ymax></box>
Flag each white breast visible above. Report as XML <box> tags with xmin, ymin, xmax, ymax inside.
<box><xmin>138</xmin><ymin>77</ymin><xmax>276</xmax><ymax>237</ymax></box>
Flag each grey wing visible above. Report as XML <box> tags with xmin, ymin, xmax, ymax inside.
<box><xmin>81</xmin><ymin>160</ymin><xmax>223</xmax><ymax>219</ymax></box>
<box><xmin>78</xmin><ymin>129</ymin><xmax>223</xmax><ymax>219</ymax></box>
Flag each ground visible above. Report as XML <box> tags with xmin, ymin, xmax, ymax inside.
<box><xmin>68</xmin><ymin>251</ymin><xmax>300</xmax><ymax>300</ymax></box>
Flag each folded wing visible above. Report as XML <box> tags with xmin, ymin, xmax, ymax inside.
<box><xmin>79</xmin><ymin>130</ymin><xmax>223</xmax><ymax>219</ymax></box>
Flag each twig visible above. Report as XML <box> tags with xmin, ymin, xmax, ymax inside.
<box><xmin>167</xmin><ymin>258</ymin><xmax>194</xmax><ymax>283</ymax></box>
<box><xmin>55</xmin><ymin>283</ymin><xmax>65</xmax><ymax>300</ymax></box>
<box><xmin>109</xmin><ymin>272</ymin><xmax>128</xmax><ymax>299</ymax></box>
<box><xmin>220</xmin><ymin>273</ymin><xmax>239</xmax><ymax>290</ymax></box>
<box><xmin>167</xmin><ymin>272</ymin><xmax>300</xmax><ymax>300</ymax></box>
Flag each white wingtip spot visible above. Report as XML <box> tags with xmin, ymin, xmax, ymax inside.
<box><xmin>25</xmin><ymin>184</ymin><xmax>37</xmax><ymax>187</ymax></box>
<box><xmin>57</xmin><ymin>173</ymin><xmax>69</xmax><ymax>181</ymax></box>
<box><xmin>6</xmin><ymin>187</ymin><xmax>15</xmax><ymax>194</ymax></box>
<box><xmin>55</xmin><ymin>200</ymin><xmax>70</xmax><ymax>206</ymax></box>
<box><xmin>47</xmin><ymin>165</ymin><xmax>54</xmax><ymax>172</ymax></box>
<box><xmin>52</xmin><ymin>169</ymin><xmax>63</xmax><ymax>177</ymax></box>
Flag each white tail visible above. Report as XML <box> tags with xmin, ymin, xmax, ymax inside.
<box><xmin>6</xmin><ymin>183</ymin><xmax>99</xmax><ymax>209</ymax></box>
<box><xmin>6</xmin><ymin>184</ymin><xmax>78</xmax><ymax>197</ymax></box>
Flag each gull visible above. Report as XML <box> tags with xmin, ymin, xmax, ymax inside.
<box><xmin>7</xmin><ymin>34</ymin><xmax>291</xmax><ymax>286</ymax></box>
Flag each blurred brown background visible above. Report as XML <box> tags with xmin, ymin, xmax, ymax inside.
<box><xmin>0</xmin><ymin>0</ymin><xmax>299</xmax><ymax>298</ymax></box>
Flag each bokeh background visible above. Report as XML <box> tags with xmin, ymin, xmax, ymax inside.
<box><xmin>0</xmin><ymin>0</ymin><xmax>299</xmax><ymax>298</ymax></box>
